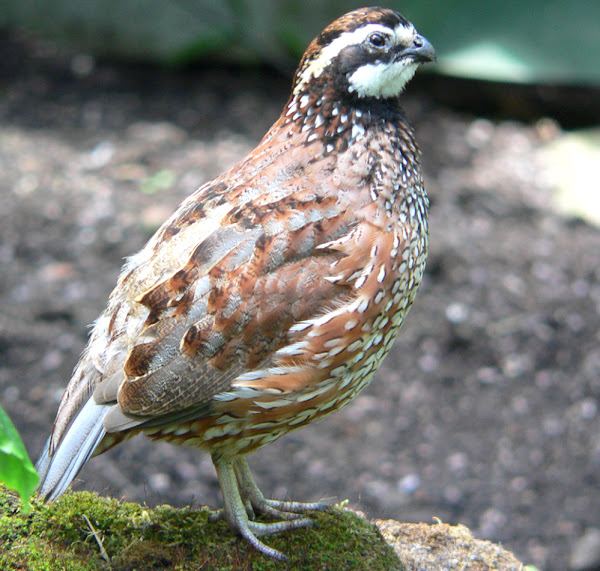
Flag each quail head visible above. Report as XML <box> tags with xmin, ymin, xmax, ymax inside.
<box><xmin>37</xmin><ymin>6</ymin><xmax>435</xmax><ymax>561</ymax></box>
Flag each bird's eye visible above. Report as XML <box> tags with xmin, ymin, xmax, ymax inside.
<box><xmin>368</xmin><ymin>32</ymin><xmax>389</xmax><ymax>48</ymax></box>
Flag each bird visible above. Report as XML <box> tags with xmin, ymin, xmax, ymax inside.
<box><xmin>36</xmin><ymin>6</ymin><xmax>435</xmax><ymax>561</ymax></box>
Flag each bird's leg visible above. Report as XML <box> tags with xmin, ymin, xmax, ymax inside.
<box><xmin>233</xmin><ymin>457</ymin><xmax>329</xmax><ymax>519</ymax></box>
<box><xmin>212</xmin><ymin>456</ymin><xmax>315</xmax><ymax>561</ymax></box>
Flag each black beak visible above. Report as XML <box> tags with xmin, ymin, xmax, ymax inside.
<box><xmin>404</xmin><ymin>34</ymin><xmax>436</xmax><ymax>64</ymax></box>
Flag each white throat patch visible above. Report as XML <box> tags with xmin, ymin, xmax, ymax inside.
<box><xmin>348</xmin><ymin>61</ymin><xmax>418</xmax><ymax>98</ymax></box>
<box><xmin>347</xmin><ymin>22</ymin><xmax>419</xmax><ymax>98</ymax></box>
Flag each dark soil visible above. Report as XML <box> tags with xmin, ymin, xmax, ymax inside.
<box><xmin>2</xmin><ymin>30</ymin><xmax>600</xmax><ymax>570</ymax></box>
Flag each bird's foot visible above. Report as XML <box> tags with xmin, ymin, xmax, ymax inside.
<box><xmin>212</xmin><ymin>456</ymin><xmax>330</xmax><ymax>561</ymax></box>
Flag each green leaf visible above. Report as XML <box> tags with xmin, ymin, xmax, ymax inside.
<box><xmin>0</xmin><ymin>405</ymin><xmax>39</xmax><ymax>512</ymax></box>
<box><xmin>139</xmin><ymin>169</ymin><xmax>177</xmax><ymax>195</ymax></box>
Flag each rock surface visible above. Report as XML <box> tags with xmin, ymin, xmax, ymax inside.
<box><xmin>0</xmin><ymin>486</ymin><xmax>522</xmax><ymax>570</ymax></box>
<box><xmin>376</xmin><ymin>519</ymin><xmax>523</xmax><ymax>570</ymax></box>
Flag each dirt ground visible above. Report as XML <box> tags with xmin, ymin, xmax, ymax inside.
<box><xmin>1</xmin><ymin>30</ymin><xmax>600</xmax><ymax>570</ymax></box>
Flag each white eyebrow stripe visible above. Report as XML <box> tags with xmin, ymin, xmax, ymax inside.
<box><xmin>393</xmin><ymin>23</ymin><xmax>416</xmax><ymax>44</ymax></box>
<box><xmin>294</xmin><ymin>23</ymin><xmax>411</xmax><ymax>94</ymax></box>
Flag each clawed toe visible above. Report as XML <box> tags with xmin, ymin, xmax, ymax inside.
<box><xmin>213</xmin><ymin>456</ymin><xmax>329</xmax><ymax>560</ymax></box>
<box><xmin>258</xmin><ymin>497</ymin><xmax>330</xmax><ymax>515</ymax></box>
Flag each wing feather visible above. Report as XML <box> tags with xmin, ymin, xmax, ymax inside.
<box><xmin>37</xmin><ymin>119</ymin><xmax>378</xmax><ymax>498</ymax></box>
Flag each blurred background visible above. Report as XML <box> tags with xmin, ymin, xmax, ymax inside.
<box><xmin>0</xmin><ymin>1</ymin><xmax>599</xmax><ymax>569</ymax></box>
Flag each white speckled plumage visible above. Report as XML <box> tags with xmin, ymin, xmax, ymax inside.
<box><xmin>36</xmin><ymin>6</ymin><xmax>435</xmax><ymax>562</ymax></box>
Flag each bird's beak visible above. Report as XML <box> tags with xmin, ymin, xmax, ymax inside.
<box><xmin>404</xmin><ymin>35</ymin><xmax>436</xmax><ymax>64</ymax></box>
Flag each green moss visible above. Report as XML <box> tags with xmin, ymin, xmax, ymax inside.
<box><xmin>0</xmin><ymin>486</ymin><xmax>403</xmax><ymax>570</ymax></box>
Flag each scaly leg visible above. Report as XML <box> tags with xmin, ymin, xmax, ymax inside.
<box><xmin>233</xmin><ymin>457</ymin><xmax>329</xmax><ymax>520</ymax></box>
<box><xmin>213</xmin><ymin>455</ymin><xmax>325</xmax><ymax>561</ymax></box>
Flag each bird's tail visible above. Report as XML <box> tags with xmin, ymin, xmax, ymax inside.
<box><xmin>36</xmin><ymin>398</ymin><xmax>109</xmax><ymax>502</ymax></box>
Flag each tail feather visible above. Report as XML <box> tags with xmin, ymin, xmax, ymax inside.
<box><xmin>36</xmin><ymin>398</ymin><xmax>110</xmax><ymax>502</ymax></box>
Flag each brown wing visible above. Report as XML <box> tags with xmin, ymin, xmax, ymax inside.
<box><xmin>105</xmin><ymin>203</ymin><xmax>357</xmax><ymax>421</ymax></box>
<box><xmin>47</xmin><ymin>104</ymin><xmax>398</xmax><ymax>450</ymax></box>
<box><xmin>49</xmin><ymin>124</ymin><xmax>382</xmax><ymax>448</ymax></box>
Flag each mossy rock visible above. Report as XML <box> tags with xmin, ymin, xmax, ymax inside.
<box><xmin>0</xmin><ymin>486</ymin><xmax>403</xmax><ymax>570</ymax></box>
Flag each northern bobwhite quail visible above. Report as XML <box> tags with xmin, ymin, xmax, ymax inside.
<box><xmin>36</xmin><ymin>6</ymin><xmax>435</xmax><ymax>561</ymax></box>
